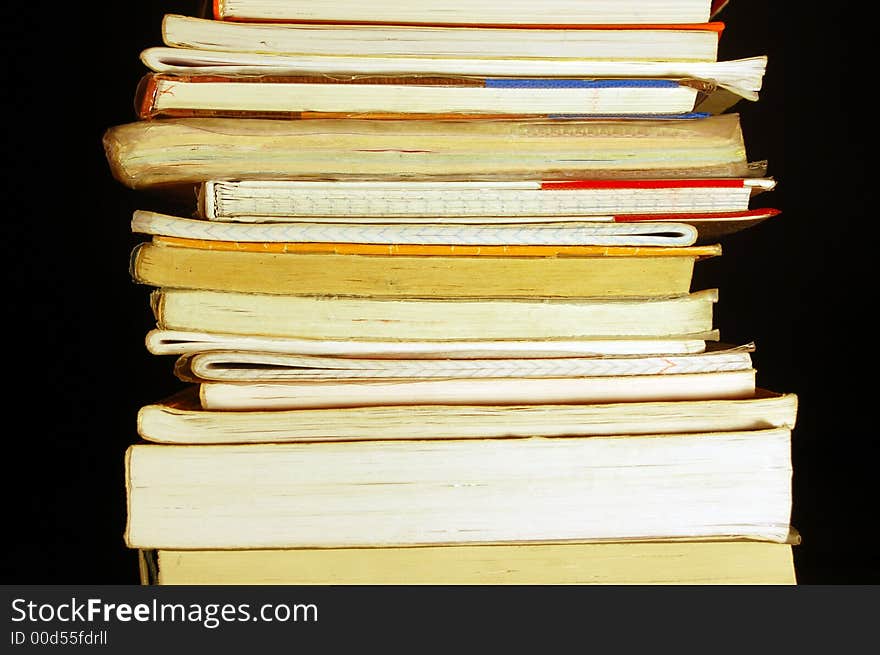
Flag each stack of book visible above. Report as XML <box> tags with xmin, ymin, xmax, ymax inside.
<box><xmin>104</xmin><ymin>0</ymin><xmax>798</xmax><ymax>585</ymax></box>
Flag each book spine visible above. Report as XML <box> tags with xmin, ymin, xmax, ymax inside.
<box><xmin>134</xmin><ymin>73</ymin><xmax>160</xmax><ymax>120</ymax></box>
<box><xmin>198</xmin><ymin>182</ymin><xmax>213</xmax><ymax>219</ymax></box>
<box><xmin>129</xmin><ymin>242</ymin><xmax>147</xmax><ymax>282</ymax></box>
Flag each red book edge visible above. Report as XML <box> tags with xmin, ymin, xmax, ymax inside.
<box><xmin>613</xmin><ymin>208</ymin><xmax>781</xmax><ymax>222</ymax></box>
<box><xmin>541</xmin><ymin>179</ymin><xmax>747</xmax><ymax>191</ymax></box>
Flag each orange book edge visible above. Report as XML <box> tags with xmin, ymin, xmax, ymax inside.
<box><xmin>135</xmin><ymin>74</ymin><xmax>160</xmax><ymax>120</ymax></box>
<box><xmin>151</xmin><ymin>236</ymin><xmax>722</xmax><ymax>259</ymax></box>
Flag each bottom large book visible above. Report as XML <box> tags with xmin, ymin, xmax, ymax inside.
<box><xmin>125</xmin><ymin>428</ymin><xmax>793</xmax><ymax>550</ymax></box>
<box><xmin>141</xmin><ymin>539</ymin><xmax>798</xmax><ymax>585</ymax></box>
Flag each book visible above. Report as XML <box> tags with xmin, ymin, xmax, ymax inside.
<box><xmin>131</xmin><ymin>241</ymin><xmax>717</xmax><ymax>298</ymax></box>
<box><xmin>132</xmin><ymin>209</ymin><xmax>778</xmax><ymax>247</ymax></box>
<box><xmin>137</xmin><ymin>387</ymin><xmax>798</xmax><ymax>444</ymax></box>
<box><xmin>149</xmin><ymin>288</ymin><xmax>719</xmax><ymax>339</ymax></box>
<box><xmin>102</xmin><ymin>114</ymin><xmax>754</xmax><ymax>190</ymax></box>
<box><xmin>144</xmin><ymin>539</ymin><xmax>798</xmax><ymax>585</ymax></box>
<box><xmin>196</xmin><ymin>369</ymin><xmax>756</xmax><ymax>410</ymax></box>
<box><xmin>201</xmin><ymin>178</ymin><xmax>777</xmax><ymax>221</ymax></box>
<box><xmin>148</xmin><ymin>237</ymin><xmax>724</xmax><ymax>258</ymax></box>
<box><xmin>108</xmin><ymin>1</ymin><xmax>799</xmax><ymax>586</ymax></box>
<box><xmin>136</xmin><ymin>73</ymin><xmax>715</xmax><ymax>119</ymax></box>
<box><xmin>144</xmin><ymin>329</ymin><xmax>719</xmax><ymax>358</ymax></box>
<box><xmin>131</xmin><ymin>209</ymin><xmax>702</xmax><ymax>247</ymax></box>
<box><xmin>208</xmin><ymin>0</ymin><xmax>718</xmax><ymax>25</ymax></box>
<box><xmin>175</xmin><ymin>342</ymin><xmax>755</xmax><ymax>382</ymax></box>
<box><xmin>124</xmin><ymin>427</ymin><xmax>794</xmax><ymax>549</ymax></box>
<box><xmin>140</xmin><ymin>50</ymin><xmax>766</xmax><ymax>103</ymax></box>
<box><xmin>162</xmin><ymin>15</ymin><xmax>724</xmax><ymax>62</ymax></box>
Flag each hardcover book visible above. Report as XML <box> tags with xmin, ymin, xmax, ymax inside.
<box><xmin>103</xmin><ymin>114</ymin><xmax>754</xmax><ymax>190</ymax></box>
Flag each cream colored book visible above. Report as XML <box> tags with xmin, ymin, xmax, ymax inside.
<box><xmin>146</xmin><ymin>540</ymin><xmax>798</xmax><ymax>585</ymax></box>
<box><xmin>150</xmin><ymin>288</ymin><xmax>718</xmax><ymax>340</ymax></box>
<box><xmin>162</xmin><ymin>15</ymin><xmax>722</xmax><ymax>62</ymax></box>
<box><xmin>197</xmin><ymin>369</ymin><xmax>755</xmax><ymax>410</ymax></box>
<box><xmin>103</xmin><ymin>114</ymin><xmax>751</xmax><ymax>190</ymax></box>
<box><xmin>201</xmin><ymin>178</ymin><xmax>776</xmax><ymax>221</ymax></box>
<box><xmin>140</xmin><ymin>51</ymin><xmax>767</xmax><ymax>103</ymax></box>
<box><xmin>131</xmin><ymin>209</ymin><xmax>700</xmax><ymax>247</ymax></box>
<box><xmin>209</xmin><ymin>0</ymin><xmax>715</xmax><ymax>25</ymax></box>
<box><xmin>139</xmin><ymin>73</ymin><xmax>708</xmax><ymax>119</ymax></box>
<box><xmin>176</xmin><ymin>343</ymin><xmax>754</xmax><ymax>382</ymax></box>
<box><xmin>137</xmin><ymin>387</ymin><xmax>798</xmax><ymax>444</ymax></box>
<box><xmin>125</xmin><ymin>428</ymin><xmax>794</xmax><ymax>549</ymax></box>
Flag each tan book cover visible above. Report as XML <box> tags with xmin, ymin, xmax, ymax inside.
<box><xmin>131</xmin><ymin>241</ymin><xmax>707</xmax><ymax>298</ymax></box>
<box><xmin>150</xmin><ymin>288</ymin><xmax>719</xmax><ymax>340</ymax></box>
<box><xmin>103</xmin><ymin>114</ymin><xmax>750</xmax><ymax>190</ymax></box>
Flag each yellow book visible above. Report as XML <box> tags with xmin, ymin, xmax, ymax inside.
<box><xmin>143</xmin><ymin>539</ymin><xmax>797</xmax><ymax>585</ymax></box>
<box><xmin>131</xmin><ymin>240</ymin><xmax>717</xmax><ymax>298</ymax></box>
<box><xmin>150</xmin><ymin>288</ymin><xmax>719</xmax><ymax>340</ymax></box>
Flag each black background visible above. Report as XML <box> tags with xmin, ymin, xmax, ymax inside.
<box><xmin>1</xmin><ymin>1</ymin><xmax>876</xmax><ymax>585</ymax></box>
